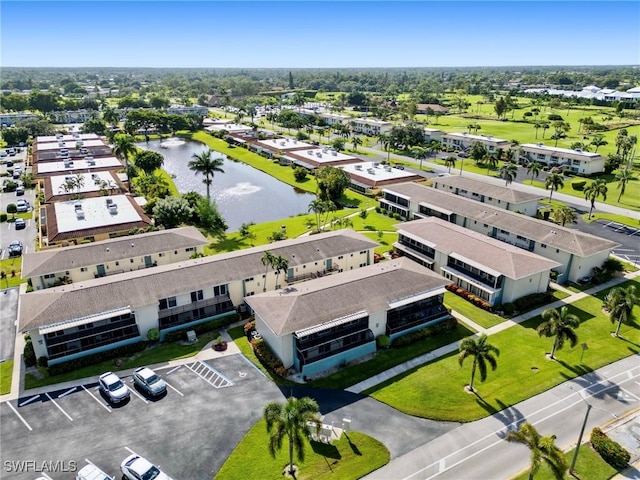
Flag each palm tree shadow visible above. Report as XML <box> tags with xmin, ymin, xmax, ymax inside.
<box><xmin>344</xmin><ymin>432</ymin><xmax>362</xmax><ymax>456</ymax></box>
<box><xmin>475</xmin><ymin>396</ymin><xmax>525</xmax><ymax>434</ymax></box>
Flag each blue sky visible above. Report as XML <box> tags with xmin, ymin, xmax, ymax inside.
<box><xmin>2</xmin><ymin>1</ymin><xmax>638</xmax><ymax>68</ymax></box>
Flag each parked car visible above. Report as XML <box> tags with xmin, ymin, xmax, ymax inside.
<box><xmin>98</xmin><ymin>372</ymin><xmax>130</xmax><ymax>404</ymax></box>
<box><xmin>121</xmin><ymin>454</ymin><xmax>173</xmax><ymax>480</ymax></box>
<box><xmin>16</xmin><ymin>186</ymin><xmax>24</xmax><ymax>196</ymax></box>
<box><xmin>577</xmin><ymin>276</ymin><xmax>592</xmax><ymax>285</ymax></box>
<box><xmin>0</xmin><ymin>151</ymin><xmax>7</xmax><ymax>157</ymax></box>
<box><xmin>457</xmin><ymin>152</ymin><xmax>469</xmax><ymax>158</ymax></box>
<box><xmin>8</xmin><ymin>241</ymin><xmax>23</xmax><ymax>257</ymax></box>
<box><xmin>16</xmin><ymin>199</ymin><xmax>29</xmax><ymax>212</ymax></box>
<box><xmin>132</xmin><ymin>366</ymin><xmax>167</xmax><ymax>397</ymax></box>
<box><xmin>6</xmin><ymin>160</ymin><xmax>13</xmax><ymax>167</ymax></box>
<box><xmin>394</xmin><ymin>164</ymin><xmax>405</xmax><ymax>170</ymax></box>
<box><xmin>15</xmin><ymin>219</ymin><xmax>26</xmax><ymax>230</ymax></box>
<box><xmin>75</xmin><ymin>462</ymin><xmax>112</xmax><ymax>480</ymax></box>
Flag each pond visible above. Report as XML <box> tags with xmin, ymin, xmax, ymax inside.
<box><xmin>138</xmin><ymin>139</ymin><xmax>316</xmax><ymax>232</ymax></box>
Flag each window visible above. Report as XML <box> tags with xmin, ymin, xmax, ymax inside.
<box><xmin>359</xmin><ymin>250</ymin><xmax>367</xmax><ymax>254</ymax></box>
<box><xmin>483</xmin><ymin>224</ymin><xmax>488</xmax><ymax>228</ymax></box>
<box><xmin>191</xmin><ymin>290</ymin><xmax>203</xmax><ymax>302</ymax></box>
<box><xmin>115</xmin><ymin>261</ymin><xmax>119</xmax><ymax>266</ymax></box>
<box><xmin>214</xmin><ymin>284</ymin><xmax>227</xmax><ymax>297</ymax></box>
<box><xmin>338</xmin><ymin>255</ymin><xmax>344</xmax><ymax>260</ymax></box>
<box><xmin>246</xmin><ymin>291</ymin><xmax>254</xmax><ymax>297</ymax></box>
<box><xmin>44</xmin><ymin>273</ymin><xmax>56</xmax><ymax>279</ymax></box>
<box><xmin>185</xmin><ymin>247</ymin><xmax>195</xmax><ymax>252</ymax></box>
<box><xmin>541</xmin><ymin>244</ymin><xmax>547</xmax><ymax>249</ymax></box>
<box><xmin>159</xmin><ymin>296</ymin><xmax>177</xmax><ymax>310</ymax></box>
<box><xmin>130</xmin><ymin>259</ymin><xmax>134</xmax><ymax>263</ymax></box>
<box><xmin>245</xmin><ymin>277</ymin><xmax>254</xmax><ymax>282</ymax></box>
<box><xmin>500</xmin><ymin>230</ymin><xmax>509</xmax><ymax>235</ymax></box>
<box><xmin>159</xmin><ymin>253</ymin><xmax>165</xmax><ymax>257</ymax></box>
<box><xmin>80</xmin><ymin>267</ymin><xmax>88</xmax><ymax>272</ymax></box>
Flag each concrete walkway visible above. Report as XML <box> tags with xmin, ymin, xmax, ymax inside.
<box><xmin>346</xmin><ymin>269</ymin><xmax>640</xmax><ymax>394</ymax></box>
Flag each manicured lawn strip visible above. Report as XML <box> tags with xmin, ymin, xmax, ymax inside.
<box><xmin>0</xmin><ymin>257</ymin><xmax>26</xmax><ymax>288</ymax></box>
<box><xmin>582</xmin><ymin>212</ymin><xmax>640</xmax><ymax>228</ymax></box>
<box><xmin>531</xmin><ymin>178</ymin><xmax>640</xmax><ymax>212</ymax></box>
<box><xmin>214</xmin><ymin>419</ymin><xmax>389</xmax><ymax>480</ymax></box>
<box><xmin>511</xmin><ymin>445</ymin><xmax>619</xmax><ymax>480</ymax></box>
<box><xmin>369</xmin><ymin>280</ymin><xmax>639</xmax><ymax>422</ymax></box>
<box><xmin>339</xmin><ymin>210</ymin><xmax>400</xmax><ymax>233</ymax></box>
<box><xmin>0</xmin><ymin>360</ymin><xmax>14</xmax><ymax>395</ymax></box>
<box><xmin>153</xmin><ymin>169</ymin><xmax>179</xmax><ymax>196</ymax></box>
<box><xmin>361</xmin><ymin>232</ymin><xmax>398</xmax><ymax>255</ymax></box>
<box><xmin>444</xmin><ymin>292</ymin><xmax>505</xmax><ymax>329</ymax></box>
<box><xmin>552</xmin><ymin>290</ymin><xmax>571</xmax><ymax>301</ymax></box>
<box><xmin>24</xmin><ymin>330</ymin><xmax>221</xmax><ymax>390</ymax></box>
<box><xmin>309</xmin><ymin>324</ymin><xmax>474</xmax><ymax>390</ymax></box>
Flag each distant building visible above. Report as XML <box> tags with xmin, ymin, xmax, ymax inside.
<box><xmin>166</xmin><ymin>105</ymin><xmax>208</xmax><ymax>116</ymax></box>
<box><xmin>441</xmin><ymin>132</ymin><xmax>511</xmax><ymax>152</ymax></box>
<box><xmin>33</xmin><ymin>156</ymin><xmax>123</xmax><ymax>178</ymax></box>
<box><xmin>350</xmin><ymin>118</ymin><xmax>393</xmax><ymax>136</ymax></box>
<box><xmin>283</xmin><ymin>147</ymin><xmax>361</xmax><ymax>170</ymax></box>
<box><xmin>49</xmin><ymin>110</ymin><xmax>99</xmax><ymax>124</ymax></box>
<box><xmin>424</xmin><ymin>128</ymin><xmax>445</xmax><ymax>143</ymax></box>
<box><xmin>416</xmin><ymin>104</ymin><xmax>449</xmax><ymax>114</ymax></box>
<box><xmin>340</xmin><ymin>161</ymin><xmax>422</xmax><ymax>194</ymax></box>
<box><xmin>0</xmin><ymin>112</ymin><xmax>40</xmax><ymax>126</ymax></box>
<box><xmin>519</xmin><ymin>143</ymin><xmax>606</xmax><ymax>175</ymax></box>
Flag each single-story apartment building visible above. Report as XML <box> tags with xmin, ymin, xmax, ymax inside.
<box><xmin>340</xmin><ymin>161</ymin><xmax>423</xmax><ymax>194</ymax></box>
<box><xmin>33</xmin><ymin>156</ymin><xmax>123</xmax><ymax>178</ymax></box>
<box><xmin>519</xmin><ymin>143</ymin><xmax>606</xmax><ymax>175</ymax></box>
<box><xmin>380</xmin><ymin>182</ymin><xmax>619</xmax><ymax>284</ymax></box>
<box><xmin>283</xmin><ymin>148</ymin><xmax>362</xmax><ymax>170</ymax></box>
<box><xmin>19</xmin><ymin>229</ymin><xmax>378</xmax><ymax>365</ymax></box>
<box><xmin>22</xmin><ymin>226</ymin><xmax>209</xmax><ymax>290</ymax></box>
<box><xmin>245</xmin><ymin>257</ymin><xmax>451</xmax><ymax>376</ymax></box>
<box><xmin>43</xmin><ymin>171</ymin><xmax>125</xmax><ymax>203</ymax></box>
<box><xmin>394</xmin><ymin>217</ymin><xmax>560</xmax><ymax>306</ymax></box>
<box><xmin>431</xmin><ymin>175</ymin><xmax>542</xmax><ymax>216</ymax></box>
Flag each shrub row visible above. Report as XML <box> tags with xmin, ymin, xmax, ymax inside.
<box><xmin>244</xmin><ymin>320</ymin><xmax>256</xmax><ymax>339</ymax></box>
<box><xmin>47</xmin><ymin>342</ymin><xmax>147</xmax><ymax>376</ymax></box>
<box><xmin>571</xmin><ymin>180</ymin><xmax>587</xmax><ymax>191</ymax></box>
<box><xmin>498</xmin><ymin>291</ymin><xmax>554</xmax><ymax>316</ymax></box>
<box><xmin>445</xmin><ymin>284</ymin><xmax>493</xmax><ymax>311</ymax></box>
<box><xmin>590</xmin><ymin>427</ymin><xmax>630</xmax><ymax>469</ymax></box>
<box><xmin>163</xmin><ymin>313</ymin><xmax>239</xmax><ymax>343</ymax></box>
<box><xmin>376</xmin><ymin>335</ymin><xmax>390</xmax><ymax>349</ymax></box>
<box><xmin>23</xmin><ymin>336</ymin><xmax>36</xmax><ymax>367</ymax></box>
<box><xmin>379</xmin><ymin>208</ymin><xmax>403</xmax><ymax>220</ymax></box>
<box><xmin>251</xmin><ymin>338</ymin><xmax>288</xmax><ymax>377</ymax></box>
<box><xmin>392</xmin><ymin>317</ymin><xmax>458</xmax><ymax>348</ymax></box>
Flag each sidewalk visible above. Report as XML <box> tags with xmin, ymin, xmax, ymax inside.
<box><xmin>347</xmin><ymin>269</ymin><xmax>640</xmax><ymax>394</ymax></box>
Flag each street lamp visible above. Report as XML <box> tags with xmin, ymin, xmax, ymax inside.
<box><xmin>568</xmin><ymin>385</ymin><xmax>618</xmax><ymax>474</ymax></box>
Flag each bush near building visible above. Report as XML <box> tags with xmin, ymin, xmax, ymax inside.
<box><xmin>590</xmin><ymin>427</ymin><xmax>631</xmax><ymax>469</ymax></box>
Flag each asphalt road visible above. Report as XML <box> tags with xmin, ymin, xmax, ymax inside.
<box><xmin>0</xmin><ymin>287</ymin><xmax>18</xmax><ymax>362</ymax></box>
<box><xmin>365</xmin><ymin>354</ymin><xmax>640</xmax><ymax>480</ymax></box>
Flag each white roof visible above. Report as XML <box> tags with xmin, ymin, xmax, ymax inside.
<box><xmin>37</xmin><ymin>133</ymin><xmax>99</xmax><ymax>144</ymax></box>
<box><xmin>521</xmin><ymin>143</ymin><xmax>603</xmax><ymax>159</ymax></box>
<box><xmin>256</xmin><ymin>138</ymin><xmax>314</xmax><ymax>151</ymax></box>
<box><xmin>341</xmin><ymin>161</ymin><xmax>418</xmax><ymax>182</ymax></box>
<box><xmin>36</xmin><ymin>156</ymin><xmax>122</xmax><ymax>174</ymax></box>
<box><xmin>37</xmin><ymin>139</ymin><xmax>107</xmax><ymax>151</ymax></box>
<box><xmin>50</xmin><ymin>171</ymin><xmax>118</xmax><ymax>196</ymax></box>
<box><xmin>353</xmin><ymin>117</ymin><xmax>392</xmax><ymax>126</ymax></box>
<box><xmin>205</xmin><ymin>123</ymin><xmax>251</xmax><ymax>133</ymax></box>
<box><xmin>443</xmin><ymin>132</ymin><xmax>510</xmax><ymax>144</ymax></box>
<box><xmin>54</xmin><ymin>195</ymin><xmax>144</xmax><ymax>233</ymax></box>
<box><xmin>291</xmin><ymin>148</ymin><xmax>360</xmax><ymax>165</ymax></box>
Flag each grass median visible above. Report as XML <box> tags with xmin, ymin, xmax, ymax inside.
<box><xmin>1</xmin><ymin>360</ymin><xmax>14</xmax><ymax>395</ymax></box>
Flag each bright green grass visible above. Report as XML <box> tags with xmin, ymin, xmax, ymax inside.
<box><xmin>361</xmin><ymin>232</ymin><xmax>398</xmax><ymax>255</ymax></box>
<box><xmin>582</xmin><ymin>212</ymin><xmax>640</xmax><ymax>228</ymax></box>
<box><xmin>0</xmin><ymin>360</ymin><xmax>14</xmax><ymax>395</ymax></box>
<box><xmin>310</xmin><ymin>324</ymin><xmax>474</xmax><ymax>390</ymax></box>
<box><xmin>369</xmin><ymin>280</ymin><xmax>640</xmax><ymax>422</ymax></box>
<box><xmin>0</xmin><ymin>257</ymin><xmax>27</xmax><ymax>289</ymax></box>
<box><xmin>552</xmin><ymin>290</ymin><xmax>571</xmax><ymax>301</ymax></box>
<box><xmin>511</xmin><ymin>445</ymin><xmax>619</xmax><ymax>480</ymax></box>
<box><xmin>154</xmin><ymin>169</ymin><xmax>179</xmax><ymax>196</ymax></box>
<box><xmin>24</xmin><ymin>330</ymin><xmax>222</xmax><ymax>390</ymax></box>
<box><xmin>443</xmin><ymin>292</ymin><xmax>506</xmax><ymax>329</ymax></box>
<box><xmin>214</xmin><ymin>419</ymin><xmax>390</xmax><ymax>480</ymax></box>
<box><xmin>531</xmin><ymin>178</ymin><xmax>640</xmax><ymax>212</ymax></box>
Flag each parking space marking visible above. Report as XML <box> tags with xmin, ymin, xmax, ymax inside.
<box><xmin>128</xmin><ymin>385</ymin><xmax>148</xmax><ymax>404</ymax></box>
<box><xmin>165</xmin><ymin>381</ymin><xmax>184</xmax><ymax>397</ymax></box>
<box><xmin>166</xmin><ymin>365</ymin><xmax>181</xmax><ymax>375</ymax></box>
<box><xmin>82</xmin><ymin>385</ymin><xmax>112</xmax><ymax>412</ymax></box>
<box><xmin>45</xmin><ymin>392</ymin><xmax>73</xmax><ymax>421</ymax></box>
<box><xmin>18</xmin><ymin>394</ymin><xmax>41</xmax><ymax>407</ymax></box>
<box><xmin>58</xmin><ymin>386</ymin><xmax>77</xmax><ymax>398</ymax></box>
<box><xmin>6</xmin><ymin>401</ymin><xmax>33</xmax><ymax>431</ymax></box>
<box><xmin>124</xmin><ymin>446</ymin><xmax>136</xmax><ymax>455</ymax></box>
<box><xmin>186</xmin><ymin>361</ymin><xmax>234</xmax><ymax>388</ymax></box>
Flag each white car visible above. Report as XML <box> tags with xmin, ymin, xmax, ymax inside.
<box><xmin>98</xmin><ymin>371</ymin><xmax>130</xmax><ymax>404</ymax></box>
<box><xmin>121</xmin><ymin>454</ymin><xmax>173</xmax><ymax>480</ymax></box>
<box><xmin>132</xmin><ymin>366</ymin><xmax>167</xmax><ymax>397</ymax></box>
<box><xmin>76</xmin><ymin>462</ymin><xmax>112</xmax><ymax>480</ymax></box>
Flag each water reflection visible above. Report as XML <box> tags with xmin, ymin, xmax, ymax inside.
<box><xmin>139</xmin><ymin>139</ymin><xmax>316</xmax><ymax>231</ymax></box>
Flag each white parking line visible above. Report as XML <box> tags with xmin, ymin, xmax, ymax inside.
<box><xmin>18</xmin><ymin>394</ymin><xmax>41</xmax><ymax>407</ymax></box>
<box><xmin>165</xmin><ymin>381</ymin><xmax>184</xmax><ymax>397</ymax></box>
<box><xmin>6</xmin><ymin>401</ymin><xmax>33</xmax><ymax>431</ymax></box>
<box><xmin>124</xmin><ymin>446</ymin><xmax>136</xmax><ymax>455</ymax></box>
<box><xmin>128</xmin><ymin>385</ymin><xmax>148</xmax><ymax>404</ymax></box>
<box><xmin>58</xmin><ymin>386</ymin><xmax>77</xmax><ymax>398</ymax></box>
<box><xmin>45</xmin><ymin>393</ymin><xmax>73</xmax><ymax>421</ymax></box>
<box><xmin>82</xmin><ymin>385</ymin><xmax>112</xmax><ymax>412</ymax></box>
<box><xmin>166</xmin><ymin>365</ymin><xmax>181</xmax><ymax>375</ymax></box>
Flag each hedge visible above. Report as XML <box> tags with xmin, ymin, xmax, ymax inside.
<box><xmin>23</xmin><ymin>337</ymin><xmax>36</xmax><ymax>367</ymax></box>
<box><xmin>392</xmin><ymin>317</ymin><xmax>458</xmax><ymax>348</ymax></box>
<box><xmin>571</xmin><ymin>180</ymin><xmax>587</xmax><ymax>191</ymax></box>
<box><xmin>445</xmin><ymin>284</ymin><xmax>493</xmax><ymax>311</ymax></box>
<box><xmin>590</xmin><ymin>427</ymin><xmax>630</xmax><ymax>469</ymax></box>
<box><xmin>163</xmin><ymin>313</ymin><xmax>239</xmax><ymax>343</ymax></box>
<box><xmin>251</xmin><ymin>338</ymin><xmax>287</xmax><ymax>377</ymax></box>
<box><xmin>376</xmin><ymin>335</ymin><xmax>390</xmax><ymax>349</ymax></box>
<box><xmin>47</xmin><ymin>342</ymin><xmax>147</xmax><ymax>376</ymax></box>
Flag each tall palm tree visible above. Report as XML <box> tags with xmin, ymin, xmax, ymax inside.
<box><xmin>545</xmin><ymin>173</ymin><xmax>564</xmax><ymax>201</ymax></box>
<box><xmin>444</xmin><ymin>156</ymin><xmax>456</xmax><ymax>173</ymax></box>
<box><xmin>604</xmin><ymin>285</ymin><xmax>638</xmax><ymax>337</ymax></box>
<box><xmin>272</xmin><ymin>255</ymin><xmax>289</xmax><ymax>289</ymax></box>
<box><xmin>112</xmin><ymin>134</ymin><xmax>137</xmax><ymax>181</ymax></box>
<box><xmin>527</xmin><ymin>162</ymin><xmax>542</xmax><ymax>185</ymax></box>
<box><xmin>505</xmin><ymin>422</ymin><xmax>567</xmax><ymax>480</ymax></box>
<box><xmin>102</xmin><ymin>106</ymin><xmax>119</xmax><ymax>129</ymax></box>
<box><xmin>188</xmin><ymin>149</ymin><xmax>225</xmax><ymax>200</ymax></box>
<box><xmin>590</xmin><ymin>134</ymin><xmax>608</xmax><ymax>152</ymax></box>
<box><xmin>458</xmin><ymin>334</ymin><xmax>499</xmax><ymax>392</ymax></box>
<box><xmin>411</xmin><ymin>146</ymin><xmax>428</xmax><ymax>171</ymax></box>
<box><xmin>500</xmin><ymin>162</ymin><xmax>518</xmax><ymax>186</ymax></box>
<box><xmin>537</xmin><ymin>306</ymin><xmax>580</xmax><ymax>359</ymax></box>
<box><xmin>264</xmin><ymin>396</ymin><xmax>321</xmax><ymax>477</ymax></box>
<box><xmin>615</xmin><ymin>167</ymin><xmax>634</xmax><ymax>202</ymax></box>
<box><xmin>583</xmin><ymin>179</ymin><xmax>608</xmax><ymax>219</ymax></box>
<box><xmin>552</xmin><ymin>205</ymin><xmax>577</xmax><ymax>226</ymax></box>
<box><xmin>261</xmin><ymin>251</ymin><xmax>275</xmax><ymax>292</ymax></box>
<box><xmin>352</xmin><ymin>136</ymin><xmax>362</xmax><ymax>151</ymax></box>
<box><xmin>485</xmin><ymin>151</ymin><xmax>499</xmax><ymax>174</ymax></box>
<box><xmin>378</xmin><ymin>133</ymin><xmax>392</xmax><ymax>162</ymax></box>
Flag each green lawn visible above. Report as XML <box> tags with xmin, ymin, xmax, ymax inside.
<box><xmin>24</xmin><ymin>330</ymin><xmax>221</xmax><ymax>390</ymax></box>
<box><xmin>369</xmin><ymin>280</ymin><xmax>640</xmax><ymax>422</ymax></box>
<box><xmin>444</xmin><ymin>292</ymin><xmax>506</xmax><ymax>329</ymax></box>
<box><xmin>1</xmin><ymin>360</ymin><xmax>14</xmax><ymax>395</ymax></box>
<box><xmin>214</xmin><ymin>419</ymin><xmax>390</xmax><ymax>480</ymax></box>
<box><xmin>582</xmin><ymin>212</ymin><xmax>640</xmax><ymax>228</ymax></box>
<box><xmin>0</xmin><ymin>257</ymin><xmax>27</xmax><ymax>289</ymax></box>
<box><xmin>511</xmin><ymin>444</ymin><xmax>619</xmax><ymax>480</ymax></box>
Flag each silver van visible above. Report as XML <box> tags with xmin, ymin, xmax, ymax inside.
<box><xmin>76</xmin><ymin>462</ymin><xmax>112</xmax><ymax>480</ymax></box>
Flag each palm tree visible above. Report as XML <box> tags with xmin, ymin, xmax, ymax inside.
<box><xmin>616</xmin><ymin>167</ymin><xmax>634</xmax><ymax>202</ymax></box>
<box><xmin>308</xmin><ymin>199</ymin><xmax>326</xmax><ymax>232</ymax></box>
<box><xmin>500</xmin><ymin>162</ymin><xmax>518</xmax><ymax>186</ymax></box>
<box><xmin>458</xmin><ymin>334</ymin><xmax>499</xmax><ymax>392</ymax></box>
<box><xmin>264</xmin><ymin>396</ymin><xmax>321</xmax><ymax>477</ymax></box>
<box><xmin>537</xmin><ymin>306</ymin><xmax>580</xmax><ymax>359</ymax></box>
<box><xmin>604</xmin><ymin>285</ymin><xmax>638</xmax><ymax>337</ymax></box>
<box><xmin>552</xmin><ymin>205</ymin><xmax>577</xmax><ymax>227</ymax></box>
<box><xmin>545</xmin><ymin>173</ymin><xmax>564</xmax><ymax>201</ymax></box>
<box><xmin>102</xmin><ymin>106</ymin><xmax>119</xmax><ymax>129</ymax></box>
<box><xmin>505</xmin><ymin>422</ymin><xmax>567</xmax><ymax>480</ymax></box>
<box><xmin>527</xmin><ymin>161</ymin><xmax>542</xmax><ymax>185</ymax></box>
<box><xmin>272</xmin><ymin>255</ymin><xmax>289</xmax><ymax>289</ymax></box>
<box><xmin>590</xmin><ymin>134</ymin><xmax>608</xmax><ymax>152</ymax></box>
<box><xmin>378</xmin><ymin>133</ymin><xmax>392</xmax><ymax>162</ymax></box>
<box><xmin>444</xmin><ymin>156</ymin><xmax>456</xmax><ymax>173</ymax></box>
<box><xmin>411</xmin><ymin>146</ymin><xmax>428</xmax><ymax>171</ymax></box>
<box><xmin>352</xmin><ymin>136</ymin><xmax>362</xmax><ymax>151</ymax></box>
<box><xmin>261</xmin><ymin>251</ymin><xmax>275</xmax><ymax>292</ymax></box>
<box><xmin>188</xmin><ymin>149</ymin><xmax>225</xmax><ymax>200</ymax></box>
<box><xmin>485</xmin><ymin>151</ymin><xmax>499</xmax><ymax>174</ymax></box>
<box><xmin>112</xmin><ymin>134</ymin><xmax>137</xmax><ymax>181</ymax></box>
<box><xmin>583</xmin><ymin>179</ymin><xmax>608</xmax><ymax>219</ymax></box>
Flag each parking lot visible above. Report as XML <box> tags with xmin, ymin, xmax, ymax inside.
<box><xmin>576</xmin><ymin>217</ymin><xmax>640</xmax><ymax>267</ymax></box>
<box><xmin>0</xmin><ymin>355</ymin><xmax>284</xmax><ymax>480</ymax></box>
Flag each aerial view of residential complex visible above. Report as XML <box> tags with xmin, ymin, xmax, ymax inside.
<box><xmin>0</xmin><ymin>1</ymin><xmax>639</xmax><ymax>479</ymax></box>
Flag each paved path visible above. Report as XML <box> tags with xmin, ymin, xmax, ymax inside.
<box><xmin>347</xmin><ymin>269</ymin><xmax>640</xmax><ymax>394</ymax></box>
